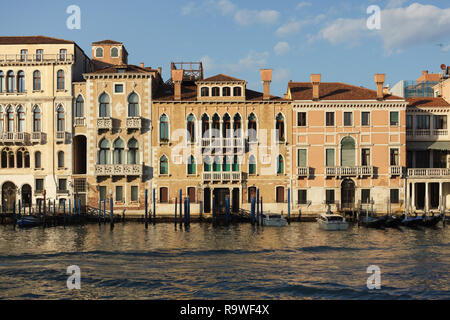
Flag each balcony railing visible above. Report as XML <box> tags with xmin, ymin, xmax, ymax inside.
<box><xmin>95</xmin><ymin>164</ymin><xmax>143</xmax><ymax>177</ymax></box>
<box><xmin>203</xmin><ymin>172</ymin><xmax>242</xmax><ymax>182</ymax></box>
<box><xmin>31</xmin><ymin>132</ymin><xmax>45</xmax><ymax>144</ymax></box>
<box><xmin>74</xmin><ymin>117</ymin><xmax>86</xmax><ymax>127</ymax></box>
<box><xmin>389</xmin><ymin>166</ymin><xmax>403</xmax><ymax>177</ymax></box>
<box><xmin>0</xmin><ymin>54</ymin><xmax>74</xmax><ymax>64</ymax></box>
<box><xmin>0</xmin><ymin>132</ymin><xmax>29</xmax><ymax>144</ymax></box>
<box><xmin>55</xmin><ymin>131</ymin><xmax>68</xmax><ymax>143</ymax></box>
<box><xmin>407</xmin><ymin>129</ymin><xmax>448</xmax><ymax>137</ymax></box>
<box><xmin>0</xmin><ymin>90</ymin><xmax>27</xmax><ymax>95</ymax></box>
<box><xmin>97</xmin><ymin>117</ymin><xmax>112</xmax><ymax>130</ymax></box>
<box><xmin>407</xmin><ymin>168</ymin><xmax>450</xmax><ymax>178</ymax></box>
<box><xmin>297</xmin><ymin>167</ymin><xmax>311</xmax><ymax>177</ymax></box>
<box><xmin>201</xmin><ymin>137</ymin><xmax>245</xmax><ymax>148</ymax></box>
<box><xmin>326</xmin><ymin>166</ymin><xmax>374</xmax><ymax>178</ymax></box>
<box><xmin>126</xmin><ymin>117</ymin><xmax>141</xmax><ymax>130</ymax></box>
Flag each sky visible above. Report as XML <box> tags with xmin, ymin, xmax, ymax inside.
<box><xmin>1</xmin><ymin>0</ymin><xmax>450</xmax><ymax>96</ymax></box>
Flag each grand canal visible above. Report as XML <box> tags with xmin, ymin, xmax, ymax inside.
<box><xmin>0</xmin><ymin>222</ymin><xmax>449</xmax><ymax>299</ymax></box>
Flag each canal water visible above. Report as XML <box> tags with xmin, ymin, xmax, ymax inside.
<box><xmin>0</xmin><ymin>222</ymin><xmax>449</xmax><ymax>300</ymax></box>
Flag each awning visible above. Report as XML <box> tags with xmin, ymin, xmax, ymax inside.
<box><xmin>407</xmin><ymin>141</ymin><xmax>450</xmax><ymax>151</ymax></box>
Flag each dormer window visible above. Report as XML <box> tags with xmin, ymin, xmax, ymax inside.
<box><xmin>201</xmin><ymin>87</ymin><xmax>209</xmax><ymax>97</ymax></box>
<box><xmin>212</xmin><ymin>87</ymin><xmax>220</xmax><ymax>97</ymax></box>
<box><xmin>111</xmin><ymin>47</ymin><xmax>119</xmax><ymax>58</ymax></box>
<box><xmin>233</xmin><ymin>87</ymin><xmax>242</xmax><ymax>97</ymax></box>
<box><xmin>223</xmin><ymin>87</ymin><xmax>231</xmax><ymax>97</ymax></box>
<box><xmin>95</xmin><ymin>47</ymin><xmax>104</xmax><ymax>58</ymax></box>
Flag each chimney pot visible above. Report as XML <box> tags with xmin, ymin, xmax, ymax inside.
<box><xmin>172</xmin><ymin>69</ymin><xmax>184</xmax><ymax>101</ymax></box>
<box><xmin>311</xmin><ymin>74</ymin><xmax>321</xmax><ymax>100</ymax></box>
<box><xmin>260</xmin><ymin>69</ymin><xmax>273</xmax><ymax>100</ymax></box>
<box><xmin>140</xmin><ymin>63</ymin><xmax>145</xmax><ymax>68</ymax></box>
<box><xmin>375</xmin><ymin>74</ymin><xmax>386</xmax><ymax>100</ymax></box>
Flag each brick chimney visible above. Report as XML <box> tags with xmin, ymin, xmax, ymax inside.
<box><xmin>311</xmin><ymin>74</ymin><xmax>321</xmax><ymax>101</ymax></box>
<box><xmin>375</xmin><ymin>74</ymin><xmax>386</xmax><ymax>100</ymax></box>
<box><xmin>172</xmin><ymin>69</ymin><xmax>184</xmax><ymax>101</ymax></box>
<box><xmin>260</xmin><ymin>69</ymin><xmax>273</xmax><ymax>100</ymax></box>
<box><xmin>140</xmin><ymin>63</ymin><xmax>145</xmax><ymax>68</ymax></box>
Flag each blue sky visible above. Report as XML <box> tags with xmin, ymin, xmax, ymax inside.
<box><xmin>1</xmin><ymin>0</ymin><xmax>450</xmax><ymax>96</ymax></box>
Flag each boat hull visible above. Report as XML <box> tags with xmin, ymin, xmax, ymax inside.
<box><xmin>419</xmin><ymin>215</ymin><xmax>442</xmax><ymax>227</ymax></box>
<box><xmin>317</xmin><ymin>219</ymin><xmax>349</xmax><ymax>231</ymax></box>
<box><xmin>17</xmin><ymin>216</ymin><xmax>40</xmax><ymax>228</ymax></box>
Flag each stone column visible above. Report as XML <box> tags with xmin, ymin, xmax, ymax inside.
<box><xmin>439</xmin><ymin>182</ymin><xmax>443</xmax><ymax>212</ymax></box>
<box><xmin>411</xmin><ymin>182</ymin><xmax>416</xmax><ymax>212</ymax></box>
<box><xmin>425</xmin><ymin>182</ymin><xmax>429</xmax><ymax>213</ymax></box>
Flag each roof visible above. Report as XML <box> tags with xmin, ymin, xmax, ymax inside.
<box><xmin>92</xmin><ymin>40</ymin><xmax>123</xmax><ymax>45</ymax></box>
<box><xmin>288</xmin><ymin>82</ymin><xmax>403</xmax><ymax>101</ymax></box>
<box><xmin>406</xmin><ymin>97</ymin><xmax>450</xmax><ymax>108</ymax></box>
<box><xmin>153</xmin><ymin>82</ymin><xmax>286</xmax><ymax>102</ymax></box>
<box><xmin>87</xmin><ymin>64</ymin><xmax>157</xmax><ymax>75</ymax></box>
<box><xmin>0</xmin><ymin>36</ymin><xmax>74</xmax><ymax>45</ymax></box>
<box><xmin>200</xmin><ymin>74</ymin><xmax>245</xmax><ymax>82</ymax></box>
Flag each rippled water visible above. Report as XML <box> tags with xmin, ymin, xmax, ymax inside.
<box><xmin>0</xmin><ymin>222</ymin><xmax>449</xmax><ymax>300</ymax></box>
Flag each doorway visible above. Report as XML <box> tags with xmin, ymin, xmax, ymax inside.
<box><xmin>213</xmin><ymin>188</ymin><xmax>230</xmax><ymax>215</ymax></box>
<box><xmin>341</xmin><ymin>179</ymin><xmax>355</xmax><ymax>210</ymax></box>
<box><xmin>2</xmin><ymin>182</ymin><xmax>17</xmax><ymax>212</ymax></box>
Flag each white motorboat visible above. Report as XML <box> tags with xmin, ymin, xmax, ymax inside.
<box><xmin>317</xmin><ymin>213</ymin><xmax>349</xmax><ymax>231</ymax></box>
<box><xmin>262</xmin><ymin>214</ymin><xmax>287</xmax><ymax>227</ymax></box>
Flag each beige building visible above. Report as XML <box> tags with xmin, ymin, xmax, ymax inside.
<box><xmin>0</xmin><ymin>36</ymin><xmax>91</xmax><ymax>211</ymax></box>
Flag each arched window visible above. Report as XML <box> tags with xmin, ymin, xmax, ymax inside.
<box><xmin>0</xmin><ymin>71</ymin><xmax>4</xmax><ymax>92</ymax></box>
<box><xmin>0</xmin><ymin>107</ymin><xmax>3</xmax><ymax>133</ymax></box>
<box><xmin>277</xmin><ymin>155</ymin><xmax>284</xmax><ymax>174</ymax></box>
<box><xmin>17</xmin><ymin>149</ymin><xmax>23</xmax><ymax>168</ymax></box>
<box><xmin>33</xmin><ymin>106</ymin><xmax>41</xmax><ymax>132</ymax></box>
<box><xmin>201</xmin><ymin>87</ymin><xmax>209</xmax><ymax>97</ymax></box>
<box><xmin>111</xmin><ymin>47</ymin><xmax>119</xmax><ymax>57</ymax></box>
<box><xmin>1</xmin><ymin>148</ymin><xmax>7</xmax><ymax>168</ymax></box>
<box><xmin>128</xmin><ymin>93</ymin><xmax>139</xmax><ymax>117</ymax></box>
<box><xmin>276</xmin><ymin>113</ymin><xmax>285</xmax><ymax>142</ymax></box>
<box><xmin>8</xmin><ymin>150</ymin><xmax>14</xmax><ymax>168</ymax></box>
<box><xmin>160</xmin><ymin>114</ymin><xmax>169</xmax><ymax>142</ymax></box>
<box><xmin>213</xmin><ymin>156</ymin><xmax>221</xmax><ymax>172</ymax></box>
<box><xmin>17</xmin><ymin>106</ymin><xmax>25</xmax><ymax>132</ymax></box>
<box><xmin>99</xmin><ymin>93</ymin><xmax>110</xmax><ymax>117</ymax></box>
<box><xmin>223</xmin><ymin>114</ymin><xmax>231</xmax><ymax>138</ymax></box>
<box><xmin>188</xmin><ymin>155</ymin><xmax>196</xmax><ymax>175</ymax></box>
<box><xmin>204</xmin><ymin>156</ymin><xmax>211</xmax><ymax>172</ymax></box>
<box><xmin>201</xmin><ymin>114</ymin><xmax>210</xmax><ymax>139</ymax></box>
<box><xmin>233</xmin><ymin>87</ymin><xmax>242</xmax><ymax>97</ymax></box>
<box><xmin>57</xmin><ymin>70</ymin><xmax>65</xmax><ymax>90</ymax></box>
<box><xmin>95</xmin><ymin>47</ymin><xmax>104</xmax><ymax>58</ymax></box>
<box><xmin>57</xmin><ymin>106</ymin><xmax>65</xmax><ymax>132</ymax></box>
<box><xmin>7</xmin><ymin>71</ymin><xmax>14</xmax><ymax>93</ymax></box>
<box><xmin>248</xmin><ymin>113</ymin><xmax>257</xmax><ymax>142</ymax></box>
<box><xmin>113</xmin><ymin>139</ymin><xmax>125</xmax><ymax>164</ymax></box>
<box><xmin>160</xmin><ymin>155</ymin><xmax>168</xmax><ymax>175</ymax></box>
<box><xmin>341</xmin><ymin>136</ymin><xmax>356</xmax><ymax>167</ymax></box>
<box><xmin>58</xmin><ymin>151</ymin><xmax>64</xmax><ymax>168</ymax></box>
<box><xmin>232</xmin><ymin>155</ymin><xmax>239</xmax><ymax>172</ymax></box>
<box><xmin>6</xmin><ymin>106</ymin><xmax>14</xmax><ymax>132</ymax></box>
<box><xmin>24</xmin><ymin>151</ymin><xmax>30</xmax><ymax>168</ymax></box>
<box><xmin>17</xmin><ymin>71</ymin><xmax>25</xmax><ymax>93</ymax></box>
<box><xmin>249</xmin><ymin>155</ymin><xmax>256</xmax><ymax>175</ymax></box>
<box><xmin>212</xmin><ymin>114</ymin><xmax>220</xmax><ymax>138</ymax></box>
<box><xmin>223</xmin><ymin>87</ymin><xmax>231</xmax><ymax>97</ymax></box>
<box><xmin>35</xmin><ymin>151</ymin><xmax>41</xmax><ymax>169</ymax></box>
<box><xmin>33</xmin><ymin>71</ymin><xmax>41</xmax><ymax>91</ymax></box>
<box><xmin>233</xmin><ymin>114</ymin><xmax>242</xmax><ymax>138</ymax></box>
<box><xmin>127</xmin><ymin>139</ymin><xmax>139</xmax><ymax>164</ymax></box>
<box><xmin>187</xmin><ymin>114</ymin><xmax>195</xmax><ymax>143</ymax></box>
<box><xmin>212</xmin><ymin>87</ymin><xmax>220</xmax><ymax>97</ymax></box>
<box><xmin>98</xmin><ymin>139</ymin><xmax>110</xmax><ymax>164</ymax></box>
<box><xmin>75</xmin><ymin>95</ymin><xmax>84</xmax><ymax>118</ymax></box>
<box><xmin>223</xmin><ymin>156</ymin><xmax>231</xmax><ymax>172</ymax></box>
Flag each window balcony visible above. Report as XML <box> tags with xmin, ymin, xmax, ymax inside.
<box><xmin>0</xmin><ymin>53</ymin><xmax>74</xmax><ymax>65</ymax></box>
<box><xmin>126</xmin><ymin>117</ymin><xmax>141</xmax><ymax>130</ymax></box>
<box><xmin>31</xmin><ymin>132</ymin><xmax>45</xmax><ymax>144</ymax></box>
<box><xmin>97</xmin><ymin>117</ymin><xmax>112</xmax><ymax>130</ymax></box>
<box><xmin>55</xmin><ymin>131</ymin><xmax>68</xmax><ymax>144</ymax></box>
<box><xmin>0</xmin><ymin>90</ymin><xmax>27</xmax><ymax>95</ymax></box>
<box><xmin>74</xmin><ymin>117</ymin><xmax>86</xmax><ymax>127</ymax></box>
<box><xmin>95</xmin><ymin>164</ymin><xmax>143</xmax><ymax>177</ymax></box>
<box><xmin>407</xmin><ymin>168</ymin><xmax>450</xmax><ymax>178</ymax></box>
<box><xmin>202</xmin><ymin>171</ymin><xmax>242</xmax><ymax>183</ymax></box>
<box><xmin>389</xmin><ymin>166</ymin><xmax>403</xmax><ymax>177</ymax></box>
<box><xmin>325</xmin><ymin>166</ymin><xmax>374</xmax><ymax>178</ymax></box>
<box><xmin>297</xmin><ymin>167</ymin><xmax>311</xmax><ymax>178</ymax></box>
<box><xmin>0</xmin><ymin>132</ymin><xmax>30</xmax><ymax>144</ymax></box>
<box><xmin>57</xmin><ymin>189</ymin><xmax>69</xmax><ymax>195</ymax></box>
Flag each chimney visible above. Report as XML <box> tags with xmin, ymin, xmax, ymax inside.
<box><xmin>140</xmin><ymin>63</ymin><xmax>145</xmax><ymax>68</ymax></box>
<box><xmin>158</xmin><ymin>67</ymin><xmax>162</xmax><ymax>75</ymax></box>
<box><xmin>311</xmin><ymin>74</ymin><xmax>321</xmax><ymax>101</ymax></box>
<box><xmin>422</xmin><ymin>70</ymin><xmax>428</xmax><ymax>76</ymax></box>
<box><xmin>172</xmin><ymin>69</ymin><xmax>184</xmax><ymax>101</ymax></box>
<box><xmin>375</xmin><ymin>74</ymin><xmax>386</xmax><ymax>100</ymax></box>
<box><xmin>260</xmin><ymin>69</ymin><xmax>273</xmax><ymax>100</ymax></box>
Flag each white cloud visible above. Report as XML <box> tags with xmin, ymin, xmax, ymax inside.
<box><xmin>386</xmin><ymin>0</ymin><xmax>407</xmax><ymax>9</ymax></box>
<box><xmin>276</xmin><ymin>19</ymin><xmax>304</xmax><ymax>37</ymax></box>
<box><xmin>181</xmin><ymin>2</ymin><xmax>196</xmax><ymax>16</ymax></box>
<box><xmin>234</xmin><ymin>9</ymin><xmax>280</xmax><ymax>26</ymax></box>
<box><xmin>296</xmin><ymin>2</ymin><xmax>312</xmax><ymax>10</ymax></box>
<box><xmin>235</xmin><ymin>51</ymin><xmax>270</xmax><ymax>69</ymax></box>
<box><xmin>319</xmin><ymin>3</ymin><xmax>450</xmax><ymax>52</ymax></box>
<box><xmin>273</xmin><ymin>68</ymin><xmax>291</xmax><ymax>82</ymax></box>
<box><xmin>274</xmin><ymin>42</ymin><xmax>291</xmax><ymax>55</ymax></box>
<box><xmin>217</xmin><ymin>0</ymin><xmax>236</xmax><ymax>15</ymax></box>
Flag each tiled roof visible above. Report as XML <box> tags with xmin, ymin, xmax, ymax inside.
<box><xmin>92</xmin><ymin>40</ymin><xmax>123</xmax><ymax>45</ymax></box>
<box><xmin>88</xmin><ymin>64</ymin><xmax>157</xmax><ymax>75</ymax></box>
<box><xmin>406</xmin><ymin>97</ymin><xmax>450</xmax><ymax>107</ymax></box>
<box><xmin>288</xmin><ymin>82</ymin><xmax>403</xmax><ymax>101</ymax></box>
<box><xmin>0</xmin><ymin>36</ymin><xmax>74</xmax><ymax>45</ymax></box>
<box><xmin>200</xmin><ymin>74</ymin><xmax>245</xmax><ymax>82</ymax></box>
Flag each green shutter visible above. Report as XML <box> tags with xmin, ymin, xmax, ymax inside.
<box><xmin>326</xmin><ymin>149</ymin><xmax>335</xmax><ymax>167</ymax></box>
<box><xmin>298</xmin><ymin>149</ymin><xmax>307</xmax><ymax>167</ymax></box>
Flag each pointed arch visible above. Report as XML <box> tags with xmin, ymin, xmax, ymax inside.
<box><xmin>187</xmin><ymin>113</ymin><xmax>196</xmax><ymax>143</ymax></box>
<box><xmin>249</xmin><ymin>155</ymin><xmax>256</xmax><ymax>175</ymax></box>
<box><xmin>187</xmin><ymin>155</ymin><xmax>196</xmax><ymax>175</ymax></box>
<box><xmin>33</xmin><ymin>105</ymin><xmax>41</xmax><ymax>132</ymax></box>
<box><xmin>113</xmin><ymin>138</ymin><xmax>125</xmax><ymax>164</ymax></box>
<box><xmin>159</xmin><ymin>114</ymin><xmax>169</xmax><ymax>143</ymax></box>
<box><xmin>276</xmin><ymin>113</ymin><xmax>285</xmax><ymax>142</ymax></box>
<box><xmin>56</xmin><ymin>105</ymin><xmax>65</xmax><ymax>132</ymax></box>
<box><xmin>160</xmin><ymin>155</ymin><xmax>169</xmax><ymax>175</ymax></box>
<box><xmin>99</xmin><ymin>92</ymin><xmax>110</xmax><ymax>117</ymax></box>
<box><xmin>277</xmin><ymin>154</ymin><xmax>284</xmax><ymax>174</ymax></box>
<box><xmin>17</xmin><ymin>105</ymin><xmax>25</xmax><ymax>132</ymax></box>
<box><xmin>248</xmin><ymin>113</ymin><xmax>257</xmax><ymax>142</ymax></box>
<box><xmin>127</xmin><ymin>92</ymin><xmax>139</xmax><ymax>117</ymax></box>
<box><xmin>127</xmin><ymin>138</ymin><xmax>139</xmax><ymax>164</ymax></box>
<box><xmin>98</xmin><ymin>138</ymin><xmax>110</xmax><ymax>164</ymax></box>
<box><xmin>75</xmin><ymin>95</ymin><xmax>84</xmax><ymax>118</ymax></box>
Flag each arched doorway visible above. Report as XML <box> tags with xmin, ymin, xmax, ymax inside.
<box><xmin>341</xmin><ymin>179</ymin><xmax>355</xmax><ymax>210</ymax></box>
<box><xmin>73</xmin><ymin>135</ymin><xmax>87</xmax><ymax>174</ymax></box>
<box><xmin>22</xmin><ymin>184</ymin><xmax>32</xmax><ymax>207</ymax></box>
<box><xmin>341</xmin><ymin>136</ymin><xmax>356</xmax><ymax>166</ymax></box>
<box><xmin>2</xmin><ymin>182</ymin><xmax>17</xmax><ymax>212</ymax></box>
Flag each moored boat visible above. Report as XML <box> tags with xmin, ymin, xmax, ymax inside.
<box><xmin>262</xmin><ymin>214</ymin><xmax>287</xmax><ymax>227</ymax></box>
<box><xmin>317</xmin><ymin>213</ymin><xmax>349</xmax><ymax>231</ymax></box>
<box><xmin>17</xmin><ymin>216</ymin><xmax>40</xmax><ymax>228</ymax></box>
<box><xmin>360</xmin><ymin>216</ymin><xmax>386</xmax><ymax>229</ymax></box>
<box><xmin>419</xmin><ymin>214</ymin><xmax>442</xmax><ymax>227</ymax></box>
<box><xmin>401</xmin><ymin>215</ymin><xmax>423</xmax><ymax>228</ymax></box>
<box><xmin>384</xmin><ymin>215</ymin><xmax>402</xmax><ymax>228</ymax></box>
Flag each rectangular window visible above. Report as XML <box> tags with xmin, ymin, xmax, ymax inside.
<box><xmin>361</xmin><ymin>112</ymin><xmax>370</xmax><ymax>126</ymax></box>
<box><xmin>390</xmin><ymin>111</ymin><xmax>399</xmax><ymax>126</ymax></box>
<box><xmin>58</xmin><ymin>179</ymin><xmax>67</xmax><ymax>192</ymax></box>
<box><xmin>326</xmin><ymin>149</ymin><xmax>335</xmax><ymax>167</ymax></box>
<box><xmin>361</xmin><ymin>148</ymin><xmax>371</xmax><ymax>166</ymax></box>
<box><xmin>297</xmin><ymin>149</ymin><xmax>307</xmax><ymax>167</ymax></box>
<box><xmin>326</xmin><ymin>190</ymin><xmax>335</xmax><ymax>204</ymax></box>
<box><xmin>188</xmin><ymin>187</ymin><xmax>196</xmax><ymax>203</ymax></box>
<box><xmin>297</xmin><ymin>112</ymin><xmax>306</xmax><ymax>127</ymax></box>
<box><xmin>390</xmin><ymin>148</ymin><xmax>399</xmax><ymax>166</ymax></box>
<box><xmin>131</xmin><ymin>186</ymin><xmax>139</xmax><ymax>202</ymax></box>
<box><xmin>298</xmin><ymin>190</ymin><xmax>307</xmax><ymax>205</ymax></box>
<box><xmin>114</xmin><ymin>84</ymin><xmax>124</xmax><ymax>93</ymax></box>
<box><xmin>434</xmin><ymin>115</ymin><xmax>447</xmax><ymax>130</ymax></box>
<box><xmin>99</xmin><ymin>186</ymin><xmax>107</xmax><ymax>201</ymax></box>
<box><xmin>406</xmin><ymin>115</ymin><xmax>413</xmax><ymax>130</ymax></box>
<box><xmin>326</xmin><ymin>112</ymin><xmax>335</xmax><ymax>126</ymax></box>
<box><xmin>344</xmin><ymin>112</ymin><xmax>353</xmax><ymax>126</ymax></box>
<box><xmin>20</xmin><ymin>49</ymin><xmax>28</xmax><ymax>61</ymax></box>
<box><xmin>116</xmin><ymin>186</ymin><xmax>123</xmax><ymax>202</ymax></box>
<box><xmin>416</xmin><ymin>115</ymin><xmax>430</xmax><ymax>129</ymax></box>
<box><xmin>36</xmin><ymin>49</ymin><xmax>43</xmax><ymax>61</ymax></box>
<box><xmin>361</xmin><ymin>189</ymin><xmax>371</xmax><ymax>204</ymax></box>
<box><xmin>59</xmin><ymin>49</ymin><xmax>67</xmax><ymax>61</ymax></box>
<box><xmin>160</xmin><ymin>187</ymin><xmax>169</xmax><ymax>203</ymax></box>
<box><xmin>390</xmin><ymin>189</ymin><xmax>399</xmax><ymax>204</ymax></box>
<box><xmin>35</xmin><ymin>179</ymin><xmax>44</xmax><ymax>192</ymax></box>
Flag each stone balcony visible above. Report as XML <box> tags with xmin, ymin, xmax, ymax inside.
<box><xmin>95</xmin><ymin>164</ymin><xmax>143</xmax><ymax>177</ymax></box>
<box><xmin>407</xmin><ymin>129</ymin><xmax>449</xmax><ymax>140</ymax></box>
<box><xmin>202</xmin><ymin>172</ymin><xmax>242</xmax><ymax>183</ymax></box>
<box><xmin>407</xmin><ymin>168</ymin><xmax>450</xmax><ymax>178</ymax></box>
<box><xmin>97</xmin><ymin>117</ymin><xmax>113</xmax><ymax>130</ymax></box>
<box><xmin>31</xmin><ymin>132</ymin><xmax>46</xmax><ymax>144</ymax></box>
<box><xmin>0</xmin><ymin>53</ymin><xmax>74</xmax><ymax>65</ymax></box>
<box><xmin>55</xmin><ymin>131</ymin><xmax>68</xmax><ymax>144</ymax></box>
<box><xmin>74</xmin><ymin>117</ymin><xmax>86</xmax><ymax>127</ymax></box>
<box><xmin>126</xmin><ymin>117</ymin><xmax>141</xmax><ymax>130</ymax></box>
<box><xmin>201</xmin><ymin>138</ymin><xmax>245</xmax><ymax>148</ymax></box>
<box><xmin>297</xmin><ymin>167</ymin><xmax>312</xmax><ymax>178</ymax></box>
<box><xmin>389</xmin><ymin>166</ymin><xmax>403</xmax><ymax>177</ymax></box>
<box><xmin>0</xmin><ymin>132</ymin><xmax>30</xmax><ymax>144</ymax></box>
<box><xmin>325</xmin><ymin>166</ymin><xmax>374</xmax><ymax>178</ymax></box>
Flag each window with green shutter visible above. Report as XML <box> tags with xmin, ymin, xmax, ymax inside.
<box><xmin>249</xmin><ymin>155</ymin><xmax>256</xmax><ymax>175</ymax></box>
<box><xmin>298</xmin><ymin>149</ymin><xmax>307</xmax><ymax>167</ymax></box>
<box><xmin>390</xmin><ymin>111</ymin><xmax>399</xmax><ymax>126</ymax></box>
<box><xmin>326</xmin><ymin>149</ymin><xmax>335</xmax><ymax>167</ymax></box>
